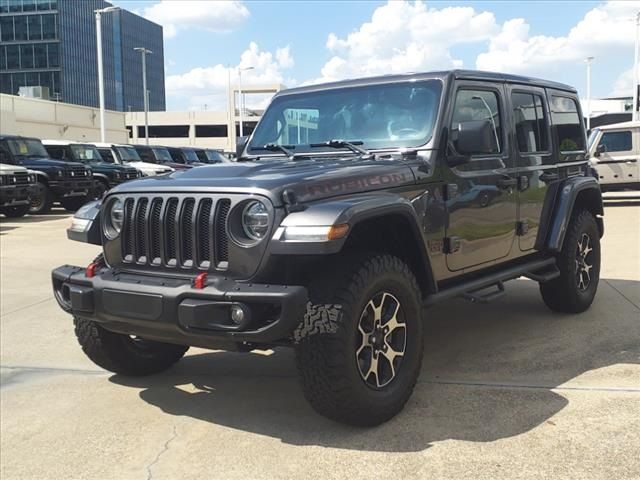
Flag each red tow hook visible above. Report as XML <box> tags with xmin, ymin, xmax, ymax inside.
<box><xmin>193</xmin><ymin>272</ymin><xmax>208</xmax><ymax>289</ymax></box>
<box><xmin>86</xmin><ymin>255</ymin><xmax>105</xmax><ymax>278</ymax></box>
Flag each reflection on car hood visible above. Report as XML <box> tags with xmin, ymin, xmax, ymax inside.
<box><xmin>124</xmin><ymin>161</ymin><xmax>173</xmax><ymax>172</ymax></box>
<box><xmin>110</xmin><ymin>156</ymin><xmax>416</xmax><ymax>206</ymax></box>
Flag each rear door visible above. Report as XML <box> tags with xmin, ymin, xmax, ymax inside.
<box><xmin>507</xmin><ymin>85</ymin><xmax>554</xmax><ymax>251</ymax></box>
<box><xmin>445</xmin><ymin>81</ymin><xmax>518</xmax><ymax>271</ymax></box>
<box><xmin>596</xmin><ymin>129</ymin><xmax>638</xmax><ymax>186</ymax></box>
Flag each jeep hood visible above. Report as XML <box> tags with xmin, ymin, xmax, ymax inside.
<box><xmin>109</xmin><ymin>157</ymin><xmax>415</xmax><ymax>206</ymax></box>
<box><xmin>14</xmin><ymin>157</ymin><xmax>84</xmax><ymax>169</ymax></box>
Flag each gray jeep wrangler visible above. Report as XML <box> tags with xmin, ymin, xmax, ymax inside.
<box><xmin>52</xmin><ymin>70</ymin><xmax>603</xmax><ymax>426</ymax></box>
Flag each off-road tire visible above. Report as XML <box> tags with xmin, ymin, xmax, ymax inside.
<box><xmin>540</xmin><ymin>209</ymin><xmax>600</xmax><ymax>313</ymax></box>
<box><xmin>74</xmin><ymin>317</ymin><xmax>189</xmax><ymax>376</ymax></box>
<box><xmin>93</xmin><ymin>180</ymin><xmax>108</xmax><ymax>200</ymax></box>
<box><xmin>295</xmin><ymin>254</ymin><xmax>424</xmax><ymax>426</ymax></box>
<box><xmin>29</xmin><ymin>182</ymin><xmax>53</xmax><ymax>214</ymax></box>
<box><xmin>61</xmin><ymin>197</ymin><xmax>89</xmax><ymax>212</ymax></box>
<box><xmin>1</xmin><ymin>204</ymin><xmax>30</xmax><ymax>218</ymax></box>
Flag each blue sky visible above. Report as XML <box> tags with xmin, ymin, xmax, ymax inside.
<box><xmin>114</xmin><ymin>1</ymin><xmax>637</xmax><ymax>111</ymax></box>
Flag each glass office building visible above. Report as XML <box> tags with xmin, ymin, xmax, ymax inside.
<box><xmin>0</xmin><ymin>0</ymin><xmax>165</xmax><ymax>111</ymax></box>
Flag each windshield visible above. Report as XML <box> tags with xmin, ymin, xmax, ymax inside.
<box><xmin>182</xmin><ymin>149</ymin><xmax>200</xmax><ymax>162</ymax></box>
<box><xmin>7</xmin><ymin>138</ymin><xmax>49</xmax><ymax>158</ymax></box>
<box><xmin>71</xmin><ymin>144</ymin><xmax>103</xmax><ymax>163</ymax></box>
<box><xmin>152</xmin><ymin>147</ymin><xmax>173</xmax><ymax>162</ymax></box>
<box><xmin>587</xmin><ymin>128</ymin><xmax>600</xmax><ymax>150</ymax></box>
<box><xmin>249</xmin><ymin>80</ymin><xmax>442</xmax><ymax>155</ymax></box>
<box><xmin>205</xmin><ymin>150</ymin><xmax>226</xmax><ymax>163</ymax></box>
<box><xmin>115</xmin><ymin>146</ymin><xmax>142</xmax><ymax>162</ymax></box>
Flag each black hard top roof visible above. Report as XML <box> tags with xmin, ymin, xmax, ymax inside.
<box><xmin>276</xmin><ymin>69</ymin><xmax>576</xmax><ymax>97</ymax></box>
<box><xmin>0</xmin><ymin>134</ymin><xmax>41</xmax><ymax>141</ymax></box>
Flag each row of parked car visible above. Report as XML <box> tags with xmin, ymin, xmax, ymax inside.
<box><xmin>0</xmin><ymin>134</ymin><xmax>230</xmax><ymax>217</ymax></box>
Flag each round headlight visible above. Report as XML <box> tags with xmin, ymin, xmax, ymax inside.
<box><xmin>105</xmin><ymin>198</ymin><xmax>124</xmax><ymax>239</ymax></box>
<box><xmin>242</xmin><ymin>201</ymin><xmax>269</xmax><ymax>241</ymax></box>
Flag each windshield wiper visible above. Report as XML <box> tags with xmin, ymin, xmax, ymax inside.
<box><xmin>263</xmin><ymin>143</ymin><xmax>296</xmax><ymax>160</ymax></box>
<box><xmin>310</xmin><ymin>139</ymin><xmax>374</xmax><ymax>159</ymax></box>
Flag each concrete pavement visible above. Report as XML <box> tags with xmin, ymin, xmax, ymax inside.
<box><xmin>1</xmin><ymin>202</ymin><xmax>639</xmax><ymax>480</ymax></box>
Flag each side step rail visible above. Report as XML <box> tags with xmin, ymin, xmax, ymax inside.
<box><xmin>462</xmin><ymin>281</ymin><xmax>505</xmax><ymax>304</ymax></box>
<box><xmin>423</xmin><ymin>257</ymin><xmax>557</xmax><ymax>307</ymax></box>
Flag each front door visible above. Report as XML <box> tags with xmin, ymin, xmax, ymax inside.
<box><xmin>596</xmin><ymin>129</ymin><xmax>639</xmax><ymax>187</ymax></box>
<box><xmin>445</xmin><ymin>82</ymin><xmax>518</xmax><ymax>271</ymax></box>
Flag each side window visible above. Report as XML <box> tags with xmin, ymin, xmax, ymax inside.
<box><xmin>550</xmin><ymin>96</ymin><xmax>585</xmax><ymax>153</ymax></box>
<box><xmin>138</xmin><ymin>149</ymin><xmax>153</xmax><ymax>162</ymax></box>
<box><xmin>98</xmin><ymin>149</ymin><xmax>114</xmax><ymax>163</ymax></box>
<box><xmin>512</xmin><ymin>92</ymin><xmax>549</xmax><ymax>153</ymax></box>
<box><xmin>600</xmin><ymin>131</ymin><xmax>632</xmax><ymax>153</ymax></box>
<box><xmin>45</xmin><ymin>145</ymin><xmax>65</xmax><ymax>160</ymax></box>
<box><xmin>0</xmin><ymin>146</ymin><xmax>11</xmax><ymax>164</ymax></box>
<box><xmin>451</xmin><ymin>89</ymin><xmax>502</xmax><ymax>155</ymax></box>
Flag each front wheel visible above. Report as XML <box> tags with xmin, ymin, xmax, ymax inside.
<box><xmin>93</xmin><ymin>181</ymin><xmax>108</xmax><ymax>200</ymax></box>
<box><xmin>540</xmin><ymin>209</ymin><xmax>601</xmax><ymax>313</ymax></box>
<box><xmin>295</xmin><ymin>254</ymin><xmax>424</xmax><ymax>426</ymax></box>
<box><xmin>29</xmin><ymin>182</ymin><xmax>53</xmax><ymax>214</ymax></box>
<box><xmin>74</xmin><ymin>317</ymin><xmax>189</xmax><ymax>376</ymax></box>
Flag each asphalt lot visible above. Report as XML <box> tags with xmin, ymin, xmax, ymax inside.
<box><xmin>1</xmin><ymin>197</ymin><xmax>639</xmax><ymax>480</ymax></box>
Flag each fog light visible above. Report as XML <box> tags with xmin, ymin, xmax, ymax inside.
<box><xmin>230</xmin><ymin>304</ymin><xmax>246</xmax><ymax>325</ymax></box>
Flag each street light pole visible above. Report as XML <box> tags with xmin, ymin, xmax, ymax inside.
<box><xmin>237</xmin><ymin>66</ymin><xmax>254</xmax><ymax>137</ymax></box>
<box><xmin>585</xmin><ymin>56</ymin><xmax>594</xmax><ymax>131</ymax></box>
<box><xmin>94</xmin><ymin>6</ymin><xmax>119</xmax><ymax>143</ymax></box>
<box><xmin>634</xmin><ymin>12</ymin><xmax>640</xmax><ymax>122</ymax></box>
<box><xmin>134</xmin><ymin>47</ymin><xmax>153</xmax><ymax>145</ymax></box>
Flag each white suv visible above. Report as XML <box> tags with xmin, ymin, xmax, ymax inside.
<box><xmin>90</xmin><ymin>142</ymin><xmax>174</xmax><ymax>177</ymax></box>
<box><xmin>588</xmin><ymin>121</ymin><xmax>639</xmax><ymax>192</ymax></box>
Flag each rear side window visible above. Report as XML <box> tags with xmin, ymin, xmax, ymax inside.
<box><xmin>512</xmin><ymin>92</ymin><xmax>549</xmax><ymax>153</ymax></box>
<box><xmin>550</xmin><ymin>96</ymin><xmax>585</xmax><ymax>152</ymax></box>
<box><xmin>600</xmin><ymin>131</ymin><xmax>632</xmax><ymax>153</ymax></box>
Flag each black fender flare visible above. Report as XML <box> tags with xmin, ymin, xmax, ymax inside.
<box><xmin>269</xmin><ymin>193</ymin><xmax>437</xmax><ymax>293</ymax></box>
<box><xmin>92</xmin><ymin>173</ymin><xmax>110</xmax><ymax>185</ymax></box>
<box><xmin>542</xmin><ymin>176</ymin><xmax>604</xmax><ymax>253</ymax></box>
<box><xmin>33</xmin><ymin>170</ymin><xmax>50</xmax><ymax>184</ymax></box>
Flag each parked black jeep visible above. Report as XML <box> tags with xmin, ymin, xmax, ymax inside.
<box><xmin>0</xmin><ymin>164</ymin><xmax>38</xmax><ymax>217</ymax></box>
<box><xmin>52</xmin><ymin>70</ymin><xmax>603</xmax><ymax>426</ymax></box>
<box><xmin>0</xmin><ymin>135</ymin><xmax>94</xmax><ymax>214</ymax></box>
<box><xmin>133</xmin><ymin>145</ymin><xmax>193</xmax><ymax>171</ymax></box>
<box><xmin>43</xmin><ymin>140</ymin><xmax>140</xmax><ymax>199</ymax></box>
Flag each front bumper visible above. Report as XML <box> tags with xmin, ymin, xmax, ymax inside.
<box><xmin>0</xmin><ymin>184</ymin><xmax>35</xmax><ymax>207</ymax></box>
<box><xmin>52</xmin><ymin>265</ymin><xmax>308</xmax><ymax>348</ymax></box>
<box><xmin>49</xmin><ymin>179</ymin><xmax>93</xmax><ymax>197</ymax></box>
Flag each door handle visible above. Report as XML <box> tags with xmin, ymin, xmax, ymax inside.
<box><xmin>497</xmin><ymin>177</ymin><xmax>517</xmax><ymax>189</ymax></box>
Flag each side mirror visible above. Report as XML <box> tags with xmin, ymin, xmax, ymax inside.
<box><xmin>236</xmin><ymin>136</ymin><xmax>249</xmax><ymax>159</ymax></box>
<box><xmin>594</xmin><ymin>144</ymin><xmax>606</xmax><ymax>157</ymax></box>
<box><xmin>456</xmin><ymin>120</ymin><xmax>497</xmax><ymax>155</ymax></box>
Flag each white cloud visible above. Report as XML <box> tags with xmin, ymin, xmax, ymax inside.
<box><xmin>166</xmin><ymin>42</ymin><xmax>294</xmax><ymax>110</ymax></box>
<box><xmin>610</xmin><ymin>67</ymin><xmax>634</xmax><ymax>97</ymax></box>
<box><xmin>476</xmin><ymin>1</ymin><xmax>639</xmax><ymax>74</ymax></box>
<box><xmin>313</xmin><ymin>1</ymin><xmax>498</xmax><ymax>83</ymax></box>
<box><xmin>143</xmin><ymin>0</ymin><xmax>250</xmax><ymax>38</ymax></box>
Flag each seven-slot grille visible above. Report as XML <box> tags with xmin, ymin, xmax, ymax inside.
<box><xmin>66</xmin><ymin>166</ymin><xmax>89</xmax><ymax>178</ymax></box>
<box><xmin>124</xmin><ymin>168</ymin><xmax>139</xmax><ymax>180</ymax></box>
<box><xmin>120</xmin><ymin>196</ymin><xmax>231</xmax><ymax>270</ymax></box>
<box><xmin>12</xmin><ymin>171</ymin><xmax>30</xmax><ymax>185</ymax></box>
